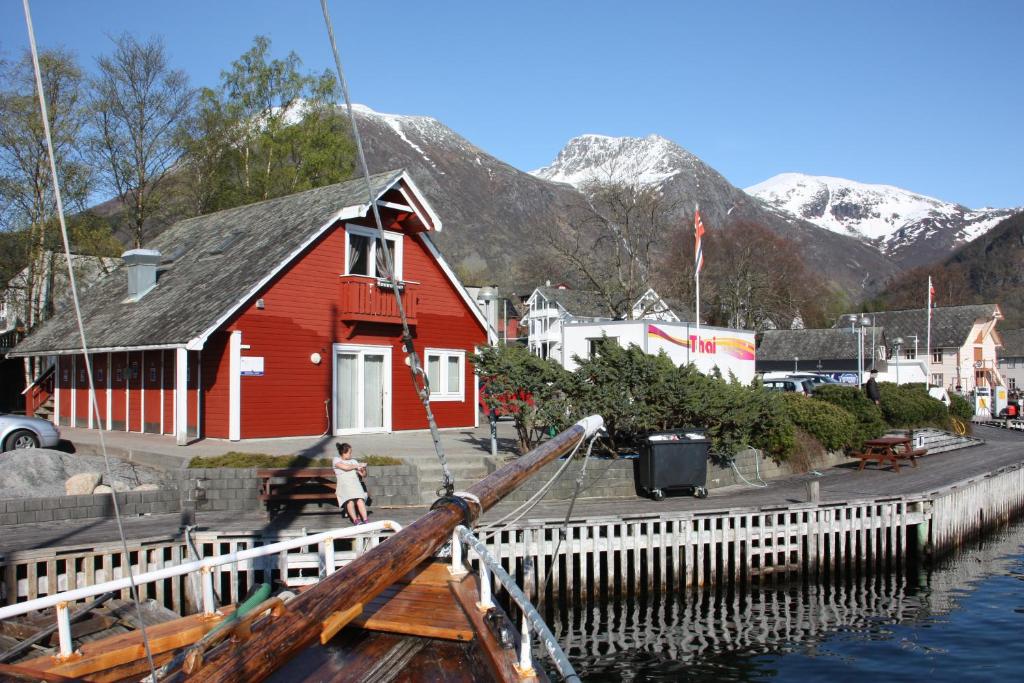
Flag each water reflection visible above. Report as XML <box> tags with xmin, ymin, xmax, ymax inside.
<box><xmin>550</xmin><ymin>521</ymin><xmax>1024</xmax><ymax>682</ymax></box>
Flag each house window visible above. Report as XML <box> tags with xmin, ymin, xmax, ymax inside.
<box><xmin>425</xmin><ymin>349</ymin><xmax>464</xmax><ymax>401</ymax></box>
<box><xmin>587</xmin><ymin>337</ymin><xmax>619</xmax><ymax>358</ymax></box>
<box><xmin>1009</xmin><ymin>378</ymin><xmax>1017</xmax><ymax>390</ymax></box>
<box><xmin>345</xmin><ymin>225</ymin><xmax>402</xmax><ymax>280</ymax></box>
<box><xmin>904</xmin><ymin>347</ymin><xmax>916</xmax><ymax>360</ymax></box>
<box><xmin>931</xmin><ymin>373</ymin><xmax>944</xmax><ymax>387</ymax></box>
<box><xmin>932</xmin><ymin>348</ymin><xmax>943</xmax><ymax>363</ymax></box>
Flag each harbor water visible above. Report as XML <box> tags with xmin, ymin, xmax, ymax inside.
<box><xmin>551</xmin><ymin>519</ymin><xmax>1024</xmax><ymax>682</ymax></box>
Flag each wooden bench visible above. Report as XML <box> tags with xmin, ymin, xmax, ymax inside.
<box><xmin>256</xmin><ymin>467</ymin><xmax>339</xmax><ymax>518</ymax></box>
<box><xmin>852</xmin><ymin>436</ymin><xmax>927</xmax><ymax>473</ymax></box>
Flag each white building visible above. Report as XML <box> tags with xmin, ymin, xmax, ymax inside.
<box><xmin>561</xmin><ymin>319</ymin><xmax>756</xmax><ymax>384</ymax></box>
<box><xmin>523</xmin><ymin>286</ymin><xmax>681</xmax><ymax>365</ymax></box>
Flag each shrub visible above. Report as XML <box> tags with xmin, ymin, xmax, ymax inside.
<box><xmin>567</xmin><ymin>341</ymin><xmax>677</xmax><ymax>451</ymax></box>
<box><xmin>471</xmin><ymin>344</ymin><xmax>573</xmax><ymax>453</ymax></box>
<box><xmin>811</xmin><ymin>384</ymin><xmax>887</xmax><ymax>447</ymax></box>
<box><xmin>949</xmin><ymin>392</ymin><xmax>974</xmax><ymax>421</ymax></box>
<box><xmin>188</xmin><ymin>452</ymin><xmax>403</xmax><ymax>468</ymax></box>
<box><xmin>667</xmin><ymin>365</ymin><xmax>795</xmax><ymax>460</ymax></box>
<box><xmin>780</xmin><ymin>392</ymin><xmax>858</xmax><ymax>451</ymax></box>
<box><xmin>878</xmin><ymin>382</ymin><xmax>950</xmax><ymax>429</ymax></box>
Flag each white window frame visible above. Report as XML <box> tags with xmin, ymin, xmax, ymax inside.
<box><xmin>332</xmin><ymin>343</ymin><xmax>393</xmax><ymax>435</ymax></box>
<box><xmin>424</xmin><ymin>348</ymin><xmax>465</xmax><ymax>402</ymax></box>
<box><xmin>344</xmin><ymin>224</ymin><xmax>404</xmax><ymax>280</ymax></box>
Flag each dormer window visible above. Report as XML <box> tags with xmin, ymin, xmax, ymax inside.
<box><xmin>345</xmin><ymin>225</ymin><xmax>403</xmax><ymax>280</ymax></box>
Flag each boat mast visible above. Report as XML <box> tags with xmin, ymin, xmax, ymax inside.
<box><xmin>184</xmin><ymin>416</ymin><xmax>603</xmax><ymax>682</ymax></box>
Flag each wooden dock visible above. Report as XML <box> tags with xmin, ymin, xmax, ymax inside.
<box><xmin>3</xmin><ymin>430</ymin><xmax>1023</xmax><ymax>613</ymax></box>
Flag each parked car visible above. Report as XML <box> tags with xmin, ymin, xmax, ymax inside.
<box><xmin>762</xmin><ymin>378</ymin><xmax>815</xmax><ymax>395</ymax></box>
<box><xmin>0</xmin><ymin>413</ymin><xmax>61</xmax><ymax>452</ymax></box>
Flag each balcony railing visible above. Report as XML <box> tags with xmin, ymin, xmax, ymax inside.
<box><xmin>338</xmin><ymin>276</ymin><xmax>418</xmax><ymax>325</ymax></box>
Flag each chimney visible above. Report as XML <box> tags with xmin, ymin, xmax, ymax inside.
<box><xmin>122</xmin><ymin>249</ymin><xmax>161</xmax><ymax>300</ymax></box>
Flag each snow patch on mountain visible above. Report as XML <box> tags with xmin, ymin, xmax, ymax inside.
<box><xmin>530</xmin><ymin>134</ymin><xmax>697</xmax><ymax>188</ymax></box>
<box><xmin>745</xmin><ymin>173</ymin><xmax>1018</xmax><ymax>252</ymax></box>
<box><xmin>351</xmin><ymin>103</ymin><xmax>447</xmax><ymax>175</ymax></box>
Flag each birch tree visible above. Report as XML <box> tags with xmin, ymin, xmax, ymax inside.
<box><xmin>89</xmin><ymin>34</ymin><xmax>193</xmax><ymax>247</ymax></box>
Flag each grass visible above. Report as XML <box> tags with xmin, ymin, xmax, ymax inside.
<box><xmin>187</xmin><ymin>452</ymin><xmax>404</xmax><ymax>469</ymax></box>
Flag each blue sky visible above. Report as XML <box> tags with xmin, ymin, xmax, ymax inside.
<box><xmin>2</xmin><ymin>0</ymin><xmax>1021</xmax><ymax>209</ymax></box>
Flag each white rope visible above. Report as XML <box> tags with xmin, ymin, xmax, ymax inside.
<box><xmin>726</xmin><ymin>446</ymin><xmax>769</xmax><ymax>488</ymax></box>
<box><xmin>21</xmin><ymin>2</ymin><xmax>156</xmax><ymax>676</ymax></box>
<box><xmin>480</xmin><ymin>433</ymin><xmax>588</xmax><ymax>538</ymax></box>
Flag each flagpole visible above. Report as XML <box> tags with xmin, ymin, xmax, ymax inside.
<box><xmin>694</xmin><ymin>203</ymin><xmax>701</xmax><ymax>354</ymax></box>
<box><xmin>926</xmin><ymin>276</ymin><xmax>933</xmax><ymax>383</ymax></box>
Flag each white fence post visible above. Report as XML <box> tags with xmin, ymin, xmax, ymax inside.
<box><xmin>55</xmin><ymin>601</ymin><xmax>73</xmax><ymax>659</ymax></box>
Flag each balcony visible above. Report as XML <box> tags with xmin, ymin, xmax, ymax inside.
<box><xmin>338</xmin><ymin>276</ymin><xmax>418</xmax><ymax>325</ymax></box>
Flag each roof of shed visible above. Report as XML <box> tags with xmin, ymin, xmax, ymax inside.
<box><xmin>757</xmin><ymin>327</ymin><xmax>883</xmax><ymax>361</ymax></box>
<box><xmin>836</xmin><ymin>304</ymin><xmax>1001</xmax><ymax>349</ymax></box>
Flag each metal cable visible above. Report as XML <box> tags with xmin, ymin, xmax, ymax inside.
<box><xmin>319</xmin><ymin>0</ymin><xmax>454</xmax><ymax>495</ymax></box>
<box><xmin>21</xmin><ymin>1</ymin><xmax>156</xmax><ymax>676</ymax></box>
<box><xmin>535</xmin><ymin>432</ymin><xmax>599</xmax><ymax>611</ymax></box>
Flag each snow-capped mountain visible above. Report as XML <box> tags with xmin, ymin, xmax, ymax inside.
<box><xmin>531</xmin><ymin>134</ymin><xmax>699</xmax><ymax>188</ymax></box>
<box><xmin>745</xmin><ymin>173</ymin><xmax>1019</xmax><ymax>267</ymax></box>
<box><xmin>528</xmin><ymin>132</ymin><xmax>897</xmax><ymax>292</ymax></box>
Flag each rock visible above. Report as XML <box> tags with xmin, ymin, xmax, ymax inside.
<box><xmin>105</xmin><ymin>479</ymin><xmax>130</xmax><ymax>492</ymax></box>
<box><xmin>93</xmin><ymin>484</ymin><xmax>113</xmax><ymax>494</ymax></box>
<box><xmin>132</xmin><ymin>483</ymin><xmax>160</xmax><ymax>492</ymax></box>
<box><xmin>65</xmin><ymin>472</ymin><xmax>101</xmax><ymax>495</ymax></box>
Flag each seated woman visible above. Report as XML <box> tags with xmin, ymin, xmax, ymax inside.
<box><xmin>332</xmin><ymin>442</ymin><xmax>369</xmax><ymax>524</ymax></box>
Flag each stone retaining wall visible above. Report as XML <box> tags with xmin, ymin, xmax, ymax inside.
<box><xmin>0</xmin><ymin>464</ymin><xmax>423</xmax><ymax>526</ymax></box>
<box><xmin>0</xmin><ymin>489</ymin><xmax>180</xmax><ymax>526</ymax></box>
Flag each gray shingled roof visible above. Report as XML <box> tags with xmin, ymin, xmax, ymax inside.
<box><xmin>537</xmin><ymin>287</ymin><xmax>611</xmax><ymax>319</ymax></box>
<box><xmin>999</xmin><ymin>329</ymin><xmax>1024</xmax><ymax>358</ymax></box>
<box><xmin>9</xmin><ymin>170</ymin><xmax>404</xmax><ymax>356</ymax></box>
<box><xmin>757</xmin><ymin>327</ymin><xmax>883</xmax><ymax>361</ymax></box>
<box><xmin>836</xmin><ymin>304</ymin><xmax>1001</xmax><ymax>349</ymax></box>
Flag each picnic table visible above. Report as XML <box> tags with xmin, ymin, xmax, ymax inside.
<box><xmin>257</xmin><ymin>467</ymin><xmax>339</xmax><ymax>518</ymax></box>
<box><xmin>853</xmin><ymin>435</ymin><xmax>928</xmax><ymax>473</ymax></box>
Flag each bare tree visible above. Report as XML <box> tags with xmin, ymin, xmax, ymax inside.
<box><xmin>544</xmin><ymin>180</ymin><xmax>682</xmax><ymax>318</ymax></box>
<box><xmin>0</xmin><ymin>48</ymin><xmax>92</xmax><ymax>331</ymax></box>
<box><xmin>89</xmin><ymin>34</ymin><xmax>193</xmax><ymax>247</ymax></box>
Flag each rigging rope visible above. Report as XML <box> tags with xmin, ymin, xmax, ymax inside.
<box><xmin>320</xmin><ymin>0</ymin><xmax>454</xmax><ymax>496</ymax></box>
<box><xmin>21</xmin><ymin>1</ymin><xmax>157</xmax><ymax>677</ymax></box>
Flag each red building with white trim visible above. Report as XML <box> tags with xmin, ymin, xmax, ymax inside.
<box><xmin>9</xmin><ymin>170</ymin><xmax>491</xmax><ymax>444</ymax></box>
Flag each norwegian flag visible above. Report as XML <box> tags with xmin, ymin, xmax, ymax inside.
<box><xmin>694</xmin><ymin>208</ymin><xmax>705</xmax><ymax>276</ymax></box>
<box><xmin>929</xmin><ymin>276</ymin><xmax>936</xmax><ymax>308</ymax></box>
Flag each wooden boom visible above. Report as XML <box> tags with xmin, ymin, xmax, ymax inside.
<box><xmin>182</xmin><ymin>416</ymin><xmax>602</xmax><ymax>682</ymax></box>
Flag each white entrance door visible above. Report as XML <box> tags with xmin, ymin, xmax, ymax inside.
<box><xmin>333</xmin><ymin>344</ymin><xmax>392</xmax><ymax>434</ymax></box>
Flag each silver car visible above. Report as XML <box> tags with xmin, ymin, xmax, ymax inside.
<box><xmin>0</xmin><ymin>413</ymin><xmax>61</xmax><ymax>452</ymax></box>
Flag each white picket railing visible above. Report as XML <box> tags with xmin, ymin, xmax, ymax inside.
<box><xmin>0</xmin><ymin>521</ymin><xmax>402</xmax><ymax>659</ymax></box>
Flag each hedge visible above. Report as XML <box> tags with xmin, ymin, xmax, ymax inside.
<box><xmin>949</xmin><ymin>392</ymin><xmax>974</xmax><ymax>421</ymax></box>
<box><xmin>877</xmin><ymin>382</ymin><xmax>950</xmax><ymax>430</ymax></box>
<box><xmin>810</xmin><ymin>384</ymin><xmax>887</xmax><ymax>447</ymax></box>
<box><xmin>780</xmin><ymin>393</ymin><xmax>858</xmax><ymax>451</ymax></box>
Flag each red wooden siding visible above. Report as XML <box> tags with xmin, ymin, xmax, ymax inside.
<box><xmin>57</xmin><ymin>355</ymin><xmax>70</xmax><ymax>427</ymax></box>
<box><xmin>92</xmin><ymin>354</ymin><xmax>108</xmax><ymax>429</ymax></box>
<box><xmin>223</xmin><ymin>200</ymin><xmax>486</xmax><ymax>439</ymax></box>
<box><xmin>127</xmin><ymin>352</ymin><xmax>142</xmax><ymax>432</ymax></box>
<box><xmin>162</xmin><ymin>351</ymin><xmax>175</xmax><ymax>434</ymax></box>
<box><xmin>143</xmin><ymin>351</ymin><xmax>162</xmax><ymax>433</ymax></box>
<box><xmin>110</xmin><ymin>353</ymin><xmax>127</xmax><ymax>431</ymax></box>
<box><xmin>74</xmin><ymin>354</ymin><xmax>89</xmax><ymax>428</ymax></box>
<box><xmin>202</xmin><ymin>333</ymin><xmax>231</xmax><ymax>439</ymax></box>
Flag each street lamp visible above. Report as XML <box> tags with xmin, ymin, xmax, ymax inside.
<box><xmin>848</xmin><ymin>314</ymin><xmax>871</xmax><ymax>383</ymax></box>
<box><xmin>892</xmin><ymin>337</ymin><xmax>904</xmax><ymax>385</ymax></box>
<box><xmin>794</xmin><ymin>356</ymin><xmax>799</xmax><ymax>372</ymax></box>
<box><xmin>476</xmin><ymin>285</ymin><xmax>500</xmax><ymax>343</ymax></box>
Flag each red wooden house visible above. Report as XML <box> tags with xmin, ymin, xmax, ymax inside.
<box><xmin>9</xmin><ymin>170</ymin><xmax>492</xmax><ymax>444</ymax></box>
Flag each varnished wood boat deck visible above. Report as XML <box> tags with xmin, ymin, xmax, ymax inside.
<box><xmin>3</xmin><ymin>429</ymin><xmax>1022</xmax><ymax>555</ymax></box>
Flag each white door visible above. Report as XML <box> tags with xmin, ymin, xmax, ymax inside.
<box><xmin>333</xmin><ymin>344</ymin><xmax>392</xmax><ymax>434</ymax></box>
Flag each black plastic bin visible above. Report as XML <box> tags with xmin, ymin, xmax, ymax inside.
<box><xmin>636</xmin><ymin>429</ymin><xmax>711</xmax><ymax>500</ymax></box>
